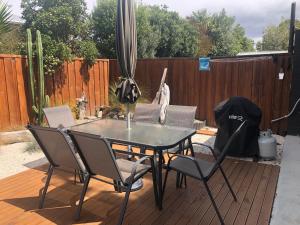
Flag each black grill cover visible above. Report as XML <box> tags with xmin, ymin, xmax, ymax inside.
<box><xmin>214</xmin><ymin>97</ymin><xmax>262</xmax><ymax>157</ymax></box>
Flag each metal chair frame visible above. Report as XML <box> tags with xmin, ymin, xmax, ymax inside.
<box><xmin>162</xmin><ymin>121</ymin><xmax>246</xmax><ymax>225</ymax></box>
<box><xmin>27</xmin><ymin>125</ymin><xmax>86</xmax><ymax>209</ymax></box>
<box><xmin>28</xmin><ymin>125</ymin><xmax>158</xmax><ymax>225</ymax></box>
<box><xmin>68</xmin><ymin>131</ymin><xmax>159</xmax><ymax>225</ymax></box>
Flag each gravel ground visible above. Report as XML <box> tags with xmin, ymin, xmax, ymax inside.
<box><xmin>0</xmin><ymin>142</ymin><xmax>47</xmax><ymax>180</ymax></box>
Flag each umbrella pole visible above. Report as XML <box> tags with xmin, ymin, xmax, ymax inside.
<box><xmin>127</xmin><ymin>103</ymin><xmax>131</xmax><ymax>129</ymax></box>
<box><xmin>126</xmin><ymin>103</ymin><xmax>133</xmax><ymax>160</ymax></box>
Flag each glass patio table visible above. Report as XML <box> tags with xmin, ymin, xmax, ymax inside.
<box><xmin>70</xmin><ymin>118</ymin><xmax>196</xmax><ymax>209</ymax></box>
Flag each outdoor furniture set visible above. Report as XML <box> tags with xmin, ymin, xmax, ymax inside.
<box><xmin>27</xmin><ymin>104</ymin><xmax>246</xmax><ymax>225</ymax></box>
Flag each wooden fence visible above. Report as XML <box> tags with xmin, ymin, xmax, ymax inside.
<box><xmin>110</xmin><ymin>55</ymin><xmax>292</xmax><ymax>134</ymax></box>
<box><xmin>0</xmin><ymin>55</ymin><xmax>109</xmax><ymax>131</ymax></box>
<box><xmin>0</xmin><ymin>54</ymin><xmax>292</xmax><ymax>134</ymax></box>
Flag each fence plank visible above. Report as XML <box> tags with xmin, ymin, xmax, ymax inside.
<box><xmin>4</xmin><ymin>57</ymin><xmax>21</xmax><ymax>128</ymax></box>
<box><xmin>53</xmin><ymin>68</ymin><xmax>63</xmax><ymax>106</ymax></box>
<box><xmin>0</xmin><ymin>58</ymin><xmax>10</xmax><ymax>129</ymax></box>
<box><xmin>67</xmin><ymin>62</ymin><xmax>76</xmax><ymax>107</ymax></box>
<box><xmin>88</xmin><ymin>64</ymin><xmax>95</xmax><ymax>115</ymax></box>
<box><xmin>104</xmin><ymin>60</ymin><xmax>109</xmax><ymax>105</ymax></box>
<box><xmin>81</xmin><ymin>64</ymin><xmax>90</xmax><ymax>115</ymax></box>
<box><xmin>74</xmin><ymin>60</ymin><xmax>83</xmax><ymax>100</ymax></box>
<box><xmin>61</xmin><ymin>63</ymin><xmax>70</xmax><ymax>105</ymax></box>
<box><xmin>15</xmin><ymin>57</ymin><xmax>29</xmax><ymax>125</ymax></box>
<box><xmin>94</xmin><ymin>61</ymin><xmax>101</xmax><ymax>108</ymax></box>
<box><xmin>99</xmin><ymin>61</ymin><xmax>104</xmax><ymax>105</ymax></box>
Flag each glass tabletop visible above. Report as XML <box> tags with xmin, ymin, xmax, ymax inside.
<box><xmin>70</xmin><ymin>119</ymin><xmax>195</xmax><ymax>150</ymax></box>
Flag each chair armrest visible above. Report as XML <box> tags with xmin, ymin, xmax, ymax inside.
<box><xmin>191</xmin><ymin>142</ymin><xmax>217</xmax><ymax>160</ymax></box>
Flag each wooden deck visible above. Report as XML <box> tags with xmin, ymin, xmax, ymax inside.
<box><xmin>0</xmin><ymin>155</ymin><xmax>279</xmax><ymax>225</ymax></box>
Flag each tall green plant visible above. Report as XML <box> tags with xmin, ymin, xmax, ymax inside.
<box><xmin>26</xmin><ymin>29</ymin><xmax>35</xmax><ymax>105</ymax></box>
<box><xmin>26</xmin><ymin>28</ymin><xmax>49</xmax><ymax>125</ymax></box>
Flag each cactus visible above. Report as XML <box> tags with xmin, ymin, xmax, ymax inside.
<box><xmin>26</xmin><ymin>29</ymin><xmax>35</xmax><ymax>106</ymax></box>
<box><xmin>25</xmin><ymin>29</ymin><xmax>49</xmax><ymax>125</ymax></box>
<box><xmin>36</xmin><ymin>30</ymin><xmax>49</xmax><ymax>124</ymax></box>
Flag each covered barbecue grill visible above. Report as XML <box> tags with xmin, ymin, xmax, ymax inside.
<box><xmin>214</xmin><ymin>96</ymin><xmax>262</xmax><ymax>158</ymax></box>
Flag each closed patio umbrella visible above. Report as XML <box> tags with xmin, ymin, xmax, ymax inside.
<box><xmin>115</xmin><ymin>0</ymin><xmax>143</xmax><ymax>190</ymax></box>
<box><xmin>115</xmin><ymin>0</ymin><xmax>140</xmax><ymax>129</ymax></box>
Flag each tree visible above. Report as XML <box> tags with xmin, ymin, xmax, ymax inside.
<box><xmin>188</xmin><ymin>9</ymin><xmax>254</xmax><ymax>56</ymax></box>
<box><xmin>257</xmin><ymin>19</ymin><xmax>300</xmax><ymax>51</ymax></box>
<box><xmin>21</xmin><ymin>0</ymin><xmax>98</xmax><ymax>75</ymax></box>
<box><xmin>92</xmin><ymin>1</ymin><xmax>198</xmax><ymax>58</ymax></box>
<box><xmin>136</xmin><ymin>5</ymin><xmax>160</xmax><ymax>58</ymax></box>
<box><xmin>92</xmin><ymin>0</ymin><xmax>117</xmax><ymax>58</ymax></box>
<box><xmin>0</xmin><ymin>0</ymin><xmax>12</xmax><ymax>35</ymax></box>
<box><xmin>147</xmin><ymin>5</ymin><xmax>198</xmax><ymax>57</ymax></box>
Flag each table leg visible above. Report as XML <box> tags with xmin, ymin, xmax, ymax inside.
<box><xmin>156</xmin><ymin>150</ymin><xmax>163</xmax><ymax>210</ymax></box>
<box><xmin>188</xmin><ymin>137</ymin><xmax>195</xmax><ymax>157</ymax></box>
<box><xmin>140</xmin><ymin>146</ymin><xmax>146</xmax><ymax>154</ymax></box>
<box><xmin>178</xmin><ymin>142</ymin><xmax>186</xmax><ymax>188</ymax></box>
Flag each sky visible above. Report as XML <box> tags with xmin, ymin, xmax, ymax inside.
<box><xmin>9</xmin><ymin>0</ymin><xmax>300</xmax><ymax>42</ymax></box>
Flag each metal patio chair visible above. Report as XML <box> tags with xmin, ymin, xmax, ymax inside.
<box><xmin>165</xmin><ymin>105</ymin><xmax>197</xmax><ymax>129</ymax></box>
<box><xmin>68</xmin><ymin>130</ymin><xmax>158</xmax><ymax>225</ymax></box>
<box><xmin>43</xmin><ymin>105</ymin><xmax>75</xmax><ymax>128</ymax></box>
<box><xmin>162</xmin><ymin>120</ymin><xmax>247</xmax><ymax>225</ymax></box>
<box><xmin>132</xmin><ymin>103</ymin><xmax>162</xmax><ymax>155</ymax></box>
<box><xmin>27</xmin><ymin>125</ymin><xmax>86</xmax><ymax>209</ymax></box>
<box><xmin>43</xmin><ymin>105</ymin><xmax>85</xmax><ymax>181</ymax></box>
<box><xmin>164</xmin><ymin>105</ymin><xmax>197</xmax><ymax>156</ymax></box>
<box><xmin>133</xmin><ymin>103</ymin><xmax>161</xmax><ymax>124</ymax></box>
<box><xmin>164</xmin><ymin>105</ymin><xmax>197</xmax><ymax>187</ymax></box>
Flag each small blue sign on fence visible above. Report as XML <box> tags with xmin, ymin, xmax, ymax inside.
<box><xmin>199</xmin><ymin>57</ymin><xmax>210</xmax><ymax>71</ymax></box>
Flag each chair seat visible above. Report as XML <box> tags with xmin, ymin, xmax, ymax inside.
<box><xmin>169</xmin><ymin>157</ymin><xmax>214</xmax><ymax>180</ymax></box>
<box><xmin>116</xmin><ymin>159</ymin><xmax>151</xmax><ymax>183</ymax></box>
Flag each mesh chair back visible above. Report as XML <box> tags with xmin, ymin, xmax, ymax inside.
<box><xmin>213</xmin><ymin>120</ymin><xmax>247</xmax><ymax>171</ymax></box>
<box><xmin>165</xmin><ymin>105</ymin><xmax>197</xmax><ymax>128</ymax></box>
<box><xmin>27</xmin><ymin>125</ymin><xmax>82</xmax><ymax>171</ymax></box>
<box><xmin>43</xmin><ymin>105</ymin><xmax>75</xmax><ymax>128</ymax></box>
<box><xmin>133</xmin><ymin>103</ymin><xmax>161</xmax><ymax>124</ymax></box>
<box><xmin>69</xmin><ymin>131</ymin><xmax>123</xmax><ymax>182</ymax></box>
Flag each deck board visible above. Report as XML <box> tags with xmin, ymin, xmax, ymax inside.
<box><xmin>0</xmin><ymin>155</ymin><xmax>279</xmax><ymax>225</ymax></box>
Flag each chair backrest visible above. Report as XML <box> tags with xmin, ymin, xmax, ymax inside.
<box><xmin>27</xmin><ymin>125</ymin><xmax>82</xmax><ymax>171</ymax></box>
<box><xmin>43</xmin><ymin>105</ymin><xmax>75</xmax><ymax>128</ymax></box>
<box><xmin>68</xmin><ymin>131</ymin><xmax>123</xmax><ymax>182</ymax></box>
<box><xmin>133</xmin><ymin>103</ymin><xmax>161</xmax><ymax>124</ymax></box>
<box><xmin>212</xmin><ymin>120</ymin><xmax>247</xmax><ymax>172</ymax></box>
<box><xmin>165</xmin><ymin>105</ymin><xmax>197</xmax><ymax>128</ymax></box>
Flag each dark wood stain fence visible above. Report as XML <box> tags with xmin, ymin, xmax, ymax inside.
<box><xmin>0</xmin><ymin>54</ymin><xmax>292</xmax><ymax>133</ymax></box>
<box><xmin>110</xmin><ymin>55</ymin><xmax>292</xmax><ymax>134</ymax></box>
<box><xmin>0</xmin><ymin>55</ymin><xmax>109</xmax><ymax>131</ymax></box>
